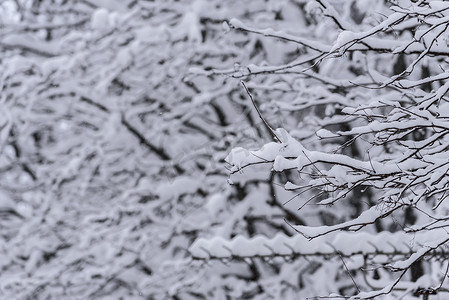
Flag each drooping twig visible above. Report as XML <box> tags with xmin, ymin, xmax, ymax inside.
<box><xmin>241</xmin><ymin>81</ymin><xmax>281</xmax><ymax>143</ymax></box>
<box><xmin>337</xmin><ymin>251</ymin><xmax>361</xmax><ymax>293</ymax></box>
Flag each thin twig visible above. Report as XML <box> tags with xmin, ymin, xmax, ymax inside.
<box><xmin>241</xmin><ymin>81</ymin><xmax>281</xmax><ymax>143</ymax></box>
<box><xmin>337</xmin><ymin>251</ymin><xmax>361</xmax><ymax>293</ymax></box>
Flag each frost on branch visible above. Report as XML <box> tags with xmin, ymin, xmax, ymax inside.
<box><xmin>221</xmin><ymin>0</ymin><xmax>449</xmax><ymax>299</ymax></box>
<box><xmin>4</xmin><ymin>0</ymin><xmax>449</xmax><ymax>299</ymax></box>
<box><xmin>190</xmin><ymin>230</ymin><xmax>449</xmax><ymax>261</ymax></box>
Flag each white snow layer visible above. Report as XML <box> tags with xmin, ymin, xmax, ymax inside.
<box><xmin>189</xmin><ymin>229</ymin><xmax>449</xmax><ymax>261</ymax></box>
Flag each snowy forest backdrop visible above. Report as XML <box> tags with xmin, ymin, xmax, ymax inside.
<box><xmin>1</xmin><ymin>0</ymin><xmax>449</xmax><ymax>299</ymax></box>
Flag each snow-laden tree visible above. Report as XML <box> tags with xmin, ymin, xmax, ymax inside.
<box><xmin>0</xmin><ymin>0</ymin><xmax>336</xmax><ymax>299</ymax></box>
<box><xmin>193</xmin><ymin>0</ymin><xmax>449</xmax><ymax>299</ymax></box>
<box><xmin>5</xmin><ymin>0</ymin><xmax>449</xmax><ymax>299</ymax></box>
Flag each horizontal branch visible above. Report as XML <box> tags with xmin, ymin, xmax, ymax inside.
<box><xmin>190</xmin><ymin>230</ymin><xmax>449</xmax><ymax>261</ymax></box>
